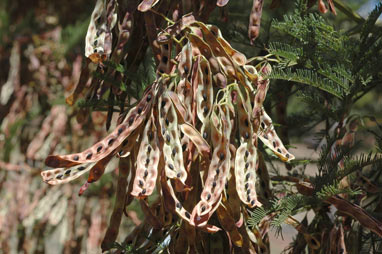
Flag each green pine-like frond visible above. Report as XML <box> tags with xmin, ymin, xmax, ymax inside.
<box><xmin>247</xmin><ymin>207</ymin><xmax>267</xmax><ymax>228</ymax></box>
<box><xmin>268</xmin><ymin>42</ymin><xmax>302</xmax><ymax>63</ymax></box>
<box><xmin>360</xmin><ymin>2</ymin><xmax>382</xmax><ymax>43</ymax></box>
<box><xmin>268</xmin><ymin>68</ymin><xmax>344</xmax><ymax>98</ymax></box>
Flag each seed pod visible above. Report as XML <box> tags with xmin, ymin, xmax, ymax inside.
<box><xmin>192</xmin><ymin>106</ymin><xmax>231</xmax><ymax>225</ymax></box>
<box><xmin>207</xmin><ymin>25</ymin><xmax>247</xmax><ymax>66</ymax></box>
<box><xmin>178</xmin><ymin>42</ymin><xmax>193</xmax><ymax>79</ymax></box>
<box><xmin>117</xmin><ymin>128</ymin><xmax>141</xmax><ymax>158</ymax></box>
<box><xmin>187</xmin><ymin>32</ymin><xmax>213</xmax><ymax>60</ymax></box>
<box><xmin>156</xmin><ymin>31</ymin><xmax>173</xmax><ymax>74</ymax></box>
<box><xmin>258</xmin><ymin>109</ymin><xmax>294</xmax><ymax>162</ymax></box>
<box><xmin>190</xmin><ymin>22</ymin><xmax>239</xmax><ymax>81</ymax></box>
<box><xmin>216</xmin><ymin>201</ymin><xmax>243</xmax><ymax>247</ymax></box>
<box><xmin>195</xmin><ymin>56</ymin><xmax>213</xmax><ymax>124</ymax></box>
<box><xmin>41</xmin><ymin>161</ymin><xmax>97</xmax><ymax>185</ymax></box>
<box><xmin>234</xmin><ymin>88</ymin><xmax>261</xmax><ymax>208</ymax></box>
<box><xmin>87</xmin><ymin>152</ymin><xmax>116</xmax><ymax>183</ymax></box>
<box><xmin>131</xmin><ymin>117</ymin><xmax>160</xmax><ymax>198</ymax></box>
<box><xmin>160</xmin><ymin>171</ymin><xmax>220</xmax><ymax>233</ymax></box>
<box><xmin>179</xmin><ymin>123</ymin><xmax>210</xmax><ymax>155</ymax></box>
<box><xmin>337</xmin><ymin>224</ymin><xmax>347</xmax><ymax>253</ymax></box>
<box><xmin>216</xmin><ymin>0</ymin><xmax>229</xmax><ymax>7</ymax></box>
<box><xmin>318</xmin><ymin>0</ymin><xmax>328</xmax><ymax>14</ymax></box>
<box><xmin>243</xmin><ymin>65</ymin><xmax>258</xmax><ymax>87</ymax></box>
<box><xmin>138</xmin><ymin>0</ymin><xmax>160</xmax><ymax>12</ymax></box>
<box><xmin>45</xmin><ymin>90</ymin><xmax>153</xmax><ymax>168</ymax></box>
<box><xmin>252</xmin><ymin>64</ymin><xmax>271</xmax><ymax>124</ymax></box>
<box><xmin>85</xmin><ymin>0</ymin><xmax>117</xmax><ymax>63</ymax></box>
<box><xmin>158</xmin><ymin>94</ymin><xmax>187</xmax><ymax>183</ymax></box>
<box><xmin>248</xmin><ymin>0</ymin><xmax>264</xmax><ymax>44</ymax></box>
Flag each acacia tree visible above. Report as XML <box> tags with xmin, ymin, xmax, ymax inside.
<box><xmin>1</xmin><ymin>0</ymin><xmax>382</xmax><ymax>253</ymax></box>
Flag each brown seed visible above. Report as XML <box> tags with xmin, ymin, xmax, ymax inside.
<box><xmin>162</xmin><ymin>55</ymin><xmax>168</xmax><ymax>64</ymax></box>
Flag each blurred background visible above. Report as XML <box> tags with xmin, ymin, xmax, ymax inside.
<box><xmin>0</xmin><ymin>0</ymin><xmax>380</xmax><ymax>253</ymax></box>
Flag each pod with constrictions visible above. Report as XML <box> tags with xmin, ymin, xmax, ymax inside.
<box><xmin>44</xmin><ymin>89</ymin><xmax>154</xmax><ymax>169</ymax></box>
<box><xmin>258</xmin><ymin>109</ymin><xmax>295</xmax><ymax>162</ymax></box>
<box><xmin>207</xmin><ymin>25</ymin><xmax>247</xmax><ymax>67</ymax></box>
<box><xmin>176</xmin><ymin>42</ymin><xmax>193</xmax><ymax>121</ymax></box>
<box><xmin>190</xmin><ymin>22</ymin><xmax>239</xmax><ymax>83</ymax></box>
<box><xmin>191</xmin><ymin>105</ymin><xmax>231</xmax><ymax>227</ymax></box>
<box><xmin>160</xmin><ymin>167</ymin><xmax>220</xmax><ymax>233</ymax></box>
<box><xmin>130</xmin><ymin>115</ymin><xmax>161</xmax><ymax>198</ymax></box>
<box><xmin>42</xmin><ymin>86</ymin><xmax>155</xmax><ymax>191</ymax></box>
<box><xmin>194</xmin><ymin>55</ymin><xmax>213</xmax><ymax>138</ymax></box>
<box><xmin>234</xmin><ymin>86</ymin><xmax>261</xmax><ymax>208</ymax></box>
<box><xmin>248</xmin><ymin>0</ymin><xmax>264</xmax><ymax>44</ymax></box>
<box><xmin>158</xmin><ymin>93</ymin><xmax>188</xmax><ymax>184</ymax></box>
<box><xmin>252</xmin><ymin>64</ymin><xmax>271</xmax><ymax>132</ymax></box>
<box><xmin>85</xmin><ymin>0</ymin><xmax>117</xmax><ymax>63</ymax></box>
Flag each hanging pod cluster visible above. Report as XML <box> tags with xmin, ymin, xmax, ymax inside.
<box><xmin>41</xmin><ymin>13</ymin><xmax>294</xmax><ymax>242</ymax></box>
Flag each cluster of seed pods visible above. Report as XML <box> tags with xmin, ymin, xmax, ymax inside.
<box><xmin>41</xmin><ymin>15</ymin><xmax>295</xmax><ymax>235</ymax></box>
